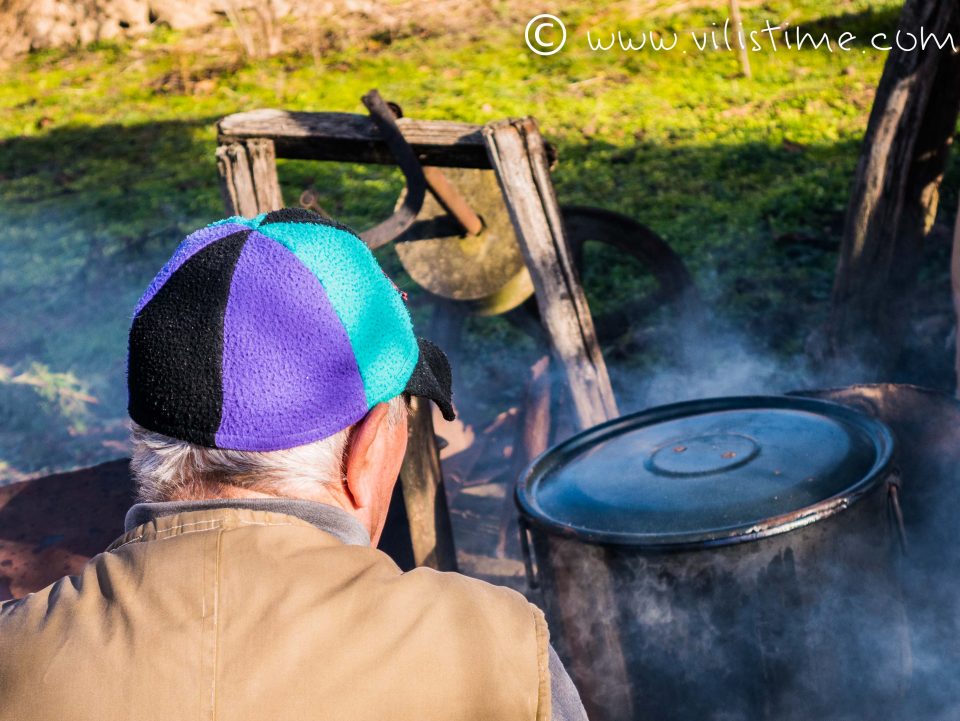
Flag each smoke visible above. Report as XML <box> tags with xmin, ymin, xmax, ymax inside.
<box><xmin>884</xmin><ymin>402</ymin><xmax>960</xmax><ymax>720</ymax></box>
<box><xmin>0</xmin><ymin>203</ymin><xmax>163</xmax><ymax>485</ymax></box>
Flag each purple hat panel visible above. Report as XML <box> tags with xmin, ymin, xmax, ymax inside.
<box><xmin>215</xmin><ymin>231</ymin><xmax>368</xmax><ymax>451</ymax></box>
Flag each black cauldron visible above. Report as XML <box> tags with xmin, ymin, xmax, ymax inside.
<box><xmin>517</xmin><ymin>396</ymin><xmax>906</xmax><ymax>721</ymax></box>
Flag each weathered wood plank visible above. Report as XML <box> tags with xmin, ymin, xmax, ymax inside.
<box><xmin>216</xmin><ymin>141</ymin><xmax>258</xmax><ymax>217</ymax></box>
<box><xmin>485</xmin><ymin>118</ymin><xmax>627</xmax><ymax>718</ymax></box>
<box><xmin>216</xmin><ymin>139</ymin><xmax>284</xmax><ymax>216</ymax></box>
<box><xmin>398</xmin><ymin>396</ymin><xmax>458</xmax><ymax>571</ymax></box>
<box><xmin>218</xmin><ymin>109</ymin><xmax>492</xmax><ymax>168</ymax></box>
<box><xmin>483</xmin><ymin>117</ymin><xmax>618</xmax><ymax>430</ymax></box>
<box><xmin>246</xmin><ymin>138</ymin><xmax>284</xmax><ymax>212</ymax></box>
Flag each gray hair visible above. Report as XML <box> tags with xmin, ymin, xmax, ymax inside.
<box><xmin>130</xmin><ymin>396</ymin><xmax>408</xmax><ymax>503</ymax></box>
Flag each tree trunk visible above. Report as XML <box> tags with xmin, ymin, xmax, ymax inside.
<box><xmin>822</xmin><ymin>0</ymin><xmax>960</xmax><ymax>378</ymax></box>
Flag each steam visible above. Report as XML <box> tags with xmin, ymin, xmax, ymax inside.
<box><xmin>602</xmin><ymin>299</ymin><xmax>872</xmax><ymax>414</ymax></box>
<box><xmin>615</xmin><ymin>326</ymin><xmax>813</xmax><ymax>410</ymax></box>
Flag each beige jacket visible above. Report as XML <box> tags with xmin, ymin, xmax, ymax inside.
<box><xmin>0</xmin><ymin>506</ymin><xmax>551</xmax><ymax>721</ymax></box>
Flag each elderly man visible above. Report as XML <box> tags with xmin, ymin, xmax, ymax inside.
<box><xmin>0</xmin><ymin>209</ymin><xmax>587</xmax><ymax>721</ymax></box>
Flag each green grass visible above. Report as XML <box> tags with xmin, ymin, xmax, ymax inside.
<box><xmin>2</xmin><ymin>0</ymin><xmax>954</xmax><ymax>481</ymax></box>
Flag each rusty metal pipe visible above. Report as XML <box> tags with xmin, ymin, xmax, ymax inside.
<box><xmin>422</xmin><ymin>166</ymin><xmax>484</xmax><ymax>236</ymax></box>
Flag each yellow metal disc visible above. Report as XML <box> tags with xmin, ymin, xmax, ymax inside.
<box><xmin>395</xmin><ymin>168</ymin><xmax>533</xmax><ymax>315</ymax></box>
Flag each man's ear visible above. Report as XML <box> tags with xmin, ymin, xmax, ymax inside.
<box><xmin>343</xmin><ymin>402</ymin><xmax>395</xmax><ymax>510</ymax></box>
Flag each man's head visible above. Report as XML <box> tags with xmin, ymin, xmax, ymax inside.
<box><xmin>126</xmin><ymin>209</ymin><xmax>454</xmax><ymax>544</ymax></box>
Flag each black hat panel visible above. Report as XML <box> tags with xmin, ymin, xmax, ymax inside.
<box><xmin>128</xmin><ymin>230</ymin><xmax>249</xmax><ymax>445</ymax></box>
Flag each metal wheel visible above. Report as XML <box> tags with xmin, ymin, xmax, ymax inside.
<box><xmin>509</xmin><ymin>205</ymin><xmax>699</xmax><ymax>348</ymax></box>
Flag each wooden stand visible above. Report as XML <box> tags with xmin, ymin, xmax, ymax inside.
<box><xmin>215</xmin><ymin>108</ymin><xmax>618</xmax><ymax>573</ymax></box>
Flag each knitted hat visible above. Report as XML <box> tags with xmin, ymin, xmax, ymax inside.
<box><xmin>128</xmin><ymin>208</ymin><xmax>454</xmax><ymax>452</ymax></box>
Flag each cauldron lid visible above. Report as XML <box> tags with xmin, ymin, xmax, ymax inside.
<box><xmin>516</xmin><ymin>396</ymin><xmax>895</xmax><ymax>548</ymax></box>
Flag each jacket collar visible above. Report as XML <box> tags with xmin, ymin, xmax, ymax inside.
<box><xmin>123</xmin><ymin>498</ymin><xmax>371</xmax><ymax>547</ymax></box>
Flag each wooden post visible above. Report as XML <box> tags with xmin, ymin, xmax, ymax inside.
<box><xmin>728</xmin><ymin>0</ymin><xmax>752</xmax><ymax>79</ymax></box>
<box><xmin>482</xmin><ymin>117</ymin><xmax>618</xmax><ymax>430</ymax></box>
<box><xmin>496</xmin><ymin>354</ymin><xmax>552</xmax><ymax>558</ymax></box>
<box><xmin>246</xmin><ymin>138</ymin><xmax>284</xmax><ymax>211</ymax></box>
<box><xmin>216</xmin><ymin>141</ymin><xmax>255</xmax><ymax>216</ymax></box>
<box><xmin>216</xmin><ymin>138</ymin><xmax>284</xmax><ymax>216</ymax></box>
<box><xmin>822</xmin><ymin>0</ymin><xmax>960</xmax><ymax>374</ymax></box>
<box><xmin>484</xmin><ymin>117</ymin><xmax>629</xmax><ymax>721</ymax></box>
<box><xmin>398</xmin><ymin>396</ymin><xmax>458</xmax><ymax>571</ymax></box>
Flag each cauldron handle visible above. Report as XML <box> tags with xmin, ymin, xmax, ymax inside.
<box><xmin>887</xmin><ymin>470</ymin><xmax>908</xmax><ymax>554</ymax></box>
<box><xmin>518</xmin><ymin>517</ymin><xmax>540</xmax><ymax>590</ymax></box>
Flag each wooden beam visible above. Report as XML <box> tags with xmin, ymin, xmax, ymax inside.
<box><xmin>398</xmin><ymin>396</ymin><xmax>458</xmax><ymax>571</ymax></box>
<box><xmin>482</xmin><ymin>117</ymin><xmax>618</xmax><ymax>430</ymax></box>
<box><xmin>218</xmin><ymin>109</ymin><xmax>492</xmax><ymax>168</ymax></box>
<box><xmin>483</xmin><ymin>126</ymin><xmax>629</xmax><ymax>718</ymax></box>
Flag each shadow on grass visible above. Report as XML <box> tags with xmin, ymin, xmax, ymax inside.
<box><xmin>796</xmin><ymin>5</ymin><xmax>902</xmax><ymax>45</ymax></box>
<box><xmin>0</xmin><ymin>114</ymin><xmax>955</xmax><ymax>482</ymax></box>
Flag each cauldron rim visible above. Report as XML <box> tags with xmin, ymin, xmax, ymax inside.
<box><xmin>515</xmin><ymin>394</ymin><xmax>896</xmax><ymax>552</ymax></box>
